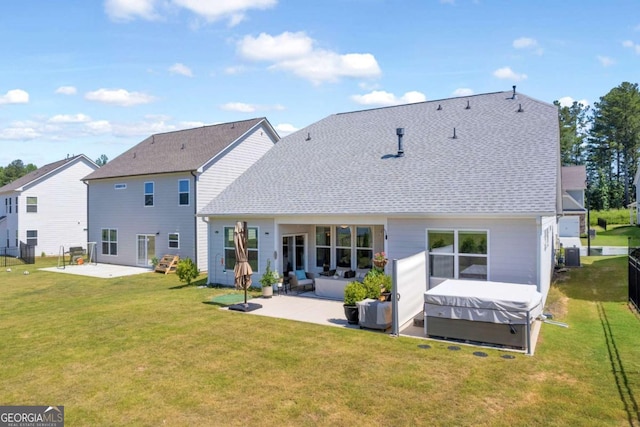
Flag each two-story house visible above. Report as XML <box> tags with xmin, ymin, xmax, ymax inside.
<box><xmin>83</xmin><ymin>118</ymin><xmax>279</xmax><ymax>271</ymax></box>
<box><xmin>0</xmin><ymin>154</ymin><xmax>99</xmax><ymax>257</ymax></box>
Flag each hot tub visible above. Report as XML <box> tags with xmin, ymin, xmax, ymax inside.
<box><xmin>423</xmin><ymin>279</ymin><xmax>543</xmax><ymax>352</ymax></box>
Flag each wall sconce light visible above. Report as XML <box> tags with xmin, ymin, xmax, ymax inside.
<box><xmin>265</xmin><ymin>231</ymin><xmax>270</xmax><ymax>235</ymax></box>
<box><xmin>214</xmin><ymin>230</ymin><xmax>219</xmax><ymax>234</ymax></box>
<box><xmin>156</xmin><ymin>232</ymin><xmax>160</xmax><ymax>235</ymax></box>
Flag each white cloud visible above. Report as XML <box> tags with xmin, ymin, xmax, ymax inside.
<box><xmin>351</xmin><ymin>90</ymin><xmax>426</xmax><ymax>107</ymax></box>
<box><xmin>557</xmin><ymin>96</ymin><xmax>589</xmax><ymax>108</ymax></box>
<box><xmin>172</xmin><ymin>0</ymin><xmax>277</xmax><ymax>26</ymax></box>
<box><xmin>48</xmin><ymin>114</ymin><xmax>91</xmax><ymax>124</ymax></box>
<box><xmin>0</xmin><ymin>89</ymin><xmax>29</xmax><ymax>105</ymax></box>
<box><xmin>220</xmin><ymin>102</ymin><xmax>256</xmax><ymax>113</ymax></box>
<box><xmin>493</xmin><ymin>66</ymin><xmax>527</xmax><ymax>81</ymax></box>
<box><xmin>597</xmin><ymin>55</ymin><xmax>615</xmax><ymax>67</ymax></box>
<box><xmin>179</xmin><ymin>121</ymin><xmax>207</xmax><ymax>129</ymax></box>
<box><xmin>275</xmin><ymin>123</ymin><xmax>297</xmax><ymax>136</ymax></box>
<box><xmin>168</xmin><ymin>63</ymin><xmax>193</xmax><ymax>77</ymax></box>
<box><xmin>219</xmin><ymin>102</ymin><xmax>284</xmax><ymax>113</ymax></box>
<box><xmin>85</xmin><ymin>88</ymin><xmax>156</xmax><ymax>106</ymax></box>
<box><xmin>84</xmin><ymin>120</ymin><xmax>113</xmax><ymax>134</ymax></box>
<box><xmin>238</xmin><ymin>31</ymin><xmax>381</xmax><ymax>84</ymax></box>
<box><xmin>105</xmin><ymin>0</ymin><xmax>276</xmax><ymax>25</ymax></box>
<box><xmin>55</xmin><ymin>86</ymin><xmax>77</xmax><ymax>95</ymax></box>
<box><xmin>622</xmin><ymin>40</ymin><xmax>640</xmax><ymax>54</ymax></box>
<box><xmin>104</xmin><ymin>0</ymin><xmax>159</xmax><ymax>21</ymax></box>
<box><xmin>512</xmin><ymin>37</ymin><xmax>543</xmax><ymax>55</ymax></box>
<box><xmin>0</xmin><ymin>126</ymin><xmax>40</xmax><ymax>140</ymax></box>
<box><xmin>238</xmin><ymin>32</ymin><xmax>313</xmax><ymax>61</ymax></box>
<box><xmin>452</xmin><ymin>88</ymin><xmax>474</xmax><ymax>97</ymax></box>
<box><xmin>224</xmin><ymin>65</ymin><xmax>246</xmax><ymax>75</ymax></box>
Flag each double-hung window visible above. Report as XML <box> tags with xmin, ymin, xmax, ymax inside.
<box><xmin>169</xmin><ymin>233</ymin><xmax>180</xmax><ymax>249</ymax></box>
<box><xmin>26</xmin><ymin>197</ymin><xmax>37</xmax><ymax>213</ymax></box>
<box><xmin>356</xmin><ymin>227</ymin><xmax>373</xmax><ymax>269</ymax></box>
<box><xmin>179</xmin><ymin>179</ymin><xmax>189</xmax><ymax>206</ymax></box>
<box><xmin>315</xmin><ymin>226</ymin><xmax>331</xmax><ymax>268</ymax></box>
<box><xmin>428</xmin><ymin>230</ymin><xmax>488</xmax><ymax>280</ymax></box>
<box><xmin>335</xmin><ymin>227</ymin><xmax>352</xmax><ymax>268</ymax></box>
<box><xmin>144</xmin><ymin>182</ymin><xmax>154</xmax><ymax>207</ymax></box>
<box><xmin>102</xmin><ymin>229</ymin><xmax>118</xmax><ymax>255</ymax></box>
<box><xmin>224</xmin><ymin>226</ymin><xmax>258</xmax><ymax>271</ymax></box>
<box><xmin>26</xmin><ymin>230</ymin><xmax>38</xmax><ymax>246</ymax></box>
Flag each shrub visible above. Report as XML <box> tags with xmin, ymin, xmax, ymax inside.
<box><xmin>363</xmin><ymin>269</ymin><xmax>392</xmax><ymax>298</ymax></box>
<box><xmin>344</xmin><ymin>281</ymin><xmax>367</xmax><ymax>305</ymax></box>
<box><xmin>176</xmin><ymin>257</ymin><xmax>199</xmax><ymax>286</ymax></box>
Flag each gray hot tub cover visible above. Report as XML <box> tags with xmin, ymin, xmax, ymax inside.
<box><xmin>424</xmin><ymin>279</ymin><xmax>543</xmax><ymax>324</ymax></box>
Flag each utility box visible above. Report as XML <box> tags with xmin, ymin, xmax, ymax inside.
<box><xmin>565</xmin><ymin>247</ymin><xmax>580</xmax><ymax>267</ymax></box>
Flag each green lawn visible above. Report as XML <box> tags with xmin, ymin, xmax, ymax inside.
<box><xmin>581</xmin><ymin>224</ymin><xmax>640</xmax><ymax>247</ymax></box>
<box><xmin>1</xmin><ymin>257</ymin><xmax>639</xmax><ymax>426</ymax></box>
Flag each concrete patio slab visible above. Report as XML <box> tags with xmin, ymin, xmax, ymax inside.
<box><xmin>39</xmin><ymin>263</ymin><xmax>152</xmax><ymax>278</ymax></box>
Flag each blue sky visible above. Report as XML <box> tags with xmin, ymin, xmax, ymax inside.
<box><xmin>0</xmin><ymin>0</ymin><xmax>638</xmax><ymax>166</ymax></box>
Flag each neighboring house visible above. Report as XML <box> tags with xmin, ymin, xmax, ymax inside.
<box><xmin>198</xmin><ymin>89</ymin><xmax>561</xmax><ymax>303</ymax></box>
<box><xmin>0</xmin><ymin>155</ymin><xmax>99</xmax><ymax>256</ymax></box>
<box><xmin>559</xmin><ymin>165</ymin><xmax>587</xmax><ymax>237</ymax></box>
<box><xmin>82</xmin><ymin>118</ymin><xmax>279</xmax><ymax>271</ymax></box>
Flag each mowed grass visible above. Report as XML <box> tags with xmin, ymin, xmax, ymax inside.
<box><xmin>581</xmin><ymin>224</ymin><xmax>640</xmax><ymax>247</ymax></box>
<box><xmin>1</xmin><ymin>257</ymin><xmax>639</xmax><ymax>426</ymax></box>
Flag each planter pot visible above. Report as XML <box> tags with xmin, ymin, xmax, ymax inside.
<box><xmin>262</xmin><ymin>286</ymin><xmax>273</xmax><ymax>298</ymax></box>
<box><xmin>373</xmin><ymin>259</ymin><xmax>387</xmax><ymax>269</ymax></box>
<box><xmin>343</xmin><ymin>304</ymin><xmax>359</xmax><ymax>324</ymax></box>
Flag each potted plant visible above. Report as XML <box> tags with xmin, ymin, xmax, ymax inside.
<box><xmin>343</xmin><ymin>280</ymin><xmax>367</xmax><ymax>324</ymax></box>
<box><xmin>259</xmin><ymin>259</ymin><xmax>279</xmax><ymax>298</ymax></box>
<box><xmin>363</xmin><ymin>269</ymin><xmax>392</xmax><ymax>301</ymax></box>
<box><xmin>373</xmin><ymin>251</ymin><xmax>387</xmax><ymax>270</ymax></box>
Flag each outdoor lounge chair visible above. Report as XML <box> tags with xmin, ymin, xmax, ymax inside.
<box><xmin>288</xmin><ymin>271</ymin><xmax>315</xmax><ymax>293</ymax></box>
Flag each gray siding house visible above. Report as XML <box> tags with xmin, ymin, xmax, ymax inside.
<box><xmin>83</xmin><ymin>118</ymin><xmax>279</xmax><ymax>271</ymax></box>
<box><xmin>198</xmin><ymin>89</ymin><xmax>561</xmax><ymax>303</ymax></box>
<box><xmin>0</xmin><ymin>155</ymin><xmax>98</xmax><ymax>256</ymax></box>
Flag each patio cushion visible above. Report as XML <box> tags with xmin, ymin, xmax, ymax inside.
<box><xmin>295</xmin><ymin>270</ymin><xmax>306</xmax><ymax>280</ymax></box>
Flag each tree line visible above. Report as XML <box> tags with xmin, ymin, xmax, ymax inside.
<box><xmin>557</xmin><ymin>81</ymin><xmax>640</xmax><ymax>210</ymax></box>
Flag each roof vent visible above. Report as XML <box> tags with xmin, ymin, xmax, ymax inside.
<box><xmin>465</xmin><ymin>100</ymin><xmax>470</xmax><ymax>110</ymax></box>
<box><xmin>396</xmin><ymin>128</ymin><xmax>405</xmax><ymax>157</ymax></box>
<box><xmin>133</xmin><ymin>152</ymin><xmax>136</xmax><ymax>158</ymax></box>
<box><xmin>231</xmin><ymin>123</ymin><xmax>235</xmax><ymax>129</ymax></box>
<box><xmin>437</xmin><ymin>104</ymin><xmax>442</xmax><ymax>111</ymax></box>
<box><xmin>517</xmin><ymin>103</ymin><xmax>524</xmax><ymax>113</ymax></box>
<box><xmin>305</xmin><ymin>132</ymin><xmax>311</xmax><ymax>141</ymax></box>
<box><xmin>452</xmin><ymin>128</ymin><xmax>457</xmax><ymax>139</ymax></box>
<box><xmin>512</xmin><ymin>85</ymin><xmax>517</xmax><ymax>100</ymax></box>
<box><xmin>181</xmin><ymin>143</ymin><xmax>185</xmax><ymax>150</ymax></box>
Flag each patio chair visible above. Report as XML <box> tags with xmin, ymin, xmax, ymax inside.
<box><xmin>288</xmin><ymin>271</ymin><xmax>315</xmax><ymax>293</ymax></box>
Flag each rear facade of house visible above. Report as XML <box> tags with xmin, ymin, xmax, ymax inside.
<box><xmin>84</xmin><ymin>118</ymin><xmax>279</xmax><ymax>271</ymax></box>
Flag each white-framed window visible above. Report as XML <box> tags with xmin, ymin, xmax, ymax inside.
<box><xmin>169</xmin><ymin>233</ymin><xmax>180</xmax><ymax>249</ymax></box>
<box><xmin>335</xmin><ymin>226</ymin><xmax>352</xmax><ymax>268</ymax></box>
<box><xmin>26</xmin><ymin>230</ymin><xmax>38</xmax><ymax>246</ymax></box>
<box><xmin>101</xmin><ymin>228</ymin><xmax>118</xmax><ymax>256</ymax></box>
<box><xmin>179</xmin><ymin>179</ymin><xmax>189</xmax><ymax>206</ymax></box>
<box><xmin>315</xmin><ymin>226</ymin><xmax>331</xmax><ymax>268</ymax></box>
<box><xmin>114</xmin><ymin>183</ymin><xmax>127</xmax><ymax>190</ymax></box>
<box><xmin>223</xmin><ymin>226</ymin><xmax>258</xmax><ymax>271</ymax></box>
<box><xmin>144</xmin><ymin>182</ymin><xmax>154</xmax><ymax>207</ymax></box>
<box><xmin>356</xmin><ymin>226</ymin><xmax>373</xmax><ymax>269</ymax></box>
<box><xmin>428</xmin><ymin>229</ymin><xmax>488</xmax><ymax>280</ymax></box>
<box><xmin>26</xmin><ymin>196</ymin><xmax>37</xmax><ymax>213</ymax></box>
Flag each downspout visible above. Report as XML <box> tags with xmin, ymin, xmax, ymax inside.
<box><xmin>191</xmin><ymin>171</ymin><xmax>198</xmax><ymax>268</ymax></box>
<box><xmin>83</xmin><ymin>180</ymin><xmax>89</xmax><ymax>256</ymax></box>
<box><xmin>535</xmin><ymin>216</ymin><xmax>541</xmax><ymax>292</ymax></box>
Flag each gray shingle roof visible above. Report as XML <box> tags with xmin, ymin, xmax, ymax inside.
<box><xmin>199</xmin><ymin>90</ymin><xmax>560</xmax><ymax>217</ymax></box>
<box><xmin>83</xmin><ymin>118</ymin><xmax>273</xmax><ymax>180</ymax></box>
<box><xmin>561</xmin><ymin>165</ymin><xmax>586</xmax><ymax>191</ymax></box>
<box><xmin>0</xmin><ymin>155</ymin><xmax>94</xmax><ymax>193</ymax></box>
